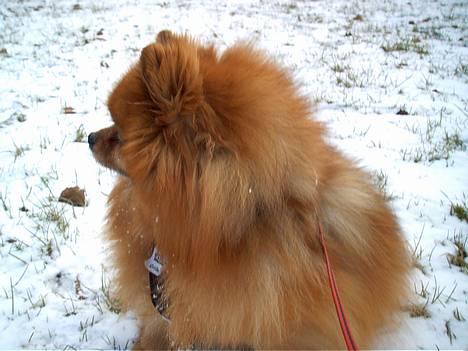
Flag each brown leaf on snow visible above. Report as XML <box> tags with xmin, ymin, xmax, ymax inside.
<box><xmin>58</xmin><ymin>186</ymin><xmax>87</xmax><ymax>207</ymax></box>
<box><xmin>62</xmin><ymin>106</ymin><xmax>76</xmax><ymax>114</ymax></box>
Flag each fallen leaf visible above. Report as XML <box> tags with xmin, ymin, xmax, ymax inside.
<box><xmin>58</xmin><ymin>186</ymin><xmax>87</xmax><ymax>207</ymax></box>
<box><xmin>62</xmin><ymin>106</ymin><xmax>76</xmax><ymax>114</ymax></box>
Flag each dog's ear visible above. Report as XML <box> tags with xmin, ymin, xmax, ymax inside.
<box><xmin>140</xmin><ymin>36</ymin><xmax>231</xmax><ymax>156</ymax></box>
<box><xmin>140</xmin><ymin>36</ymin><xmax>203</xmax><ymax>125</ymax></box>
<box><xmin>156</xmin><ymin>29</ymin><xmax>173</xmax><ymax>44</ymax></box>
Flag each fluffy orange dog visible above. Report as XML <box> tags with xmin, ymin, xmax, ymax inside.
<box><xmin>89</xmin><ymin>30</ymin><xmax>410</xmax><ymax>349</ymax></box>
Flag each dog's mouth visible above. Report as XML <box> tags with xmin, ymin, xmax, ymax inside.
<box><xmin>88</xmin><ymin>131</ymin><xmax>128</xmax><ymax>176</ymax></box>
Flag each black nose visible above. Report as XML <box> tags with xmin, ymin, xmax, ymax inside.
<box><xmin>88</xmin><ymin>132</ymin><xmax>97</xmax><ymax>149</ymax></box>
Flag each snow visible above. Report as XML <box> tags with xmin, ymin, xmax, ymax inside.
<box><xmin>1</xmin><ymin>0</ymin><xmax>467</xmax><ymax>349</ymax></box>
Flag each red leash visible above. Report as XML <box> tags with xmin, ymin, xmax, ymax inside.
<box><xmin>317</xmin><ymin>221</ymin><xmax>359</xmax><ymax>351</ymax></box>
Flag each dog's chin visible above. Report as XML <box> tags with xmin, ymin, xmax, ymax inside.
<box><xmin>109</xmin><ymin>166</ymin><xmax>127</xmax><ymax>177</ymax></box>
<box><xmin>103</xmin><ymin>164</ymin><xmax>128</xmax><ymax>177</ymax></box>
<box><xmin>92</xmin><ymin>153</ymin><xmax>127</xmax><ymax>177</ymax></box>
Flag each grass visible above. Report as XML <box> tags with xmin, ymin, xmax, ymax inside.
<box><xmin>40</xmin><ymin>136</ymin><xmax>50</xmax><ymax>152</ymax></box>
<box><xmin>0</xmin><ymin>191</ymin><xmax>9</xmax><ymax>212</ymax></box>
<box><xmin>10</xmin><ymin>277</ymin><xmax>14</xmax><ymax>315</ymax></box>
<box><xmin>453</xmin><ymin>308</ymin><xmax>465</xmax><ymax>321</ymax></box>
<box><xmin>336</xmin><ymin>68</ymin><xmax>373</xmax><ymax>89</ymax></box>
<box><xmin>454</xmin><ymin>62</ymin><xmax>468</xmax><ymax>77</ymax></box>
<box><xmin>371</xmin><ymin>170</ymin><xmax>396</xmax><ymax>201</ymax></box>
<box><xmin>403</xmin><ymin>111</ymin><xmax>466</xmax><ymax>164</ymax></box>
<box><xmin>412</xmin><ymin>24</ymin><xmax>444</xmax><ymax>40</ymax></box>
<box><xmin>444</xmin><ymin>193</ymin><xmax>468</xmax><ymax>222</ymax></box>
<box><xmin>336</xmin><ymin>75</ymin><xmax>353</xmax><ymax>89</ymax></box>
<box><xmin>442</xmin><ymin>131</ymin><xmax>465</xmax><ymax>151</ymax></box>
<box><xmin>34</xmin><ymin>200</ymin><xmax>70</xmax><ymax>239</ymax></box>
<box><xmin>45</xmin><ymin>205</ymin><xmax>69</xmax><ymax>233</ymax></box>
<box><xmin>405</xmin><ymin>302</ymin><xmax>431</xmax><ymax>318</ymax></box>
<box><xmin>26</xmin><ymin>289</ymin><xmax>46</xmax><ymax>310</ymax></box>
<box><xmin>449</xmin><ymin>199</ymin><xmax>468</xmax><ymax>223</ymax></box>
<box><xmin>12</xmin><ymin>143</ymin><xmax>30</xmax><ymax>161</ymax></box>
<box><xmin>64</xmin><ymin>299</ymin><xmax>77</xmax><ymax>317</ymax></box>
<box><xmin>447</xmin><ymin>232</ymin><xmax>468</xmax><ymax>273</ymax></box>
<box><xmin>97</xmin><ymin>269</ymin><xmax>121</xmax><ymax>314</ymax></box>
<box><xmin>422</xmin><ymin>131</ymin><xmax>466</xmax><ymax>163</ymax></box>
<box><xmin>381</xmin><ymin>36</ymin><xmax>429</xmax><ymax>55</ymax></box>
<box><xmin>330</xmin><ymin>62</ymin><xmax>350</xmax><ymax>73</ymax></box>
<box><xmin>430</xmin><ymin>276</ymin><xmax>448</xmax><ymax>305</ymax></box>
<box><xmin>102</xmin><ymin>335</ymin><xmax>131</xmax><ymax>350</ymax></box>
<box><xmin>411</xmin><ymin>225</ymin><xmax>427</xmax><ymax>274</ymax></box>
<box><xmin>445</xmin><ymin>320</ymin><xmax>456</xmax><ymax>345</ymax></box>
<box><xmin>22</xmin><ymin>173</ymin><xmax>75</xmax><ymax>259</ymax></box>
<box><xmin>284</xmin><ymin>2</ymin><xmax>298</xmax><ymax>13</ymax></box>
<box><xmin>74</xmin><ymin>125</ymin><xmax>86</xmax><ymax>143</ymax></box>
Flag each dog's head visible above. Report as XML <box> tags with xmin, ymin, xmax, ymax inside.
<box><xmin>89</xmin><ymin>30</ymin><xmax>318</xmax><ymax>261</ymax></box>
<box><xmin>89</xmin><ymin>30</ymin><xmax>220</xmax><ymax>179</ymax></box>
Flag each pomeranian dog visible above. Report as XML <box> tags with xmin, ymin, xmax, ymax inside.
<box><xmin>89</xmin><ymin>30</ymin><xmax>410</xmax><ymax>349</ymax></box>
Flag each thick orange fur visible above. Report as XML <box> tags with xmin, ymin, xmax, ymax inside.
<box><xmin>90</xmin><ymin>31</ymin><xmax>410</xmax><ymax>349</ymax></box>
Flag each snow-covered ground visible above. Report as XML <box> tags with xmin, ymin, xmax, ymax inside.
<box><xmin>1</xmin><ymin>0</ymin><xmax>467</xmax><ymax>349</ymax></box>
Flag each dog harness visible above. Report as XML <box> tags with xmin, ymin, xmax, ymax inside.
<box><xmin>145</xmin><ymin>247</ymin><xmax>170</xmax><ymax>321</ymax></box>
